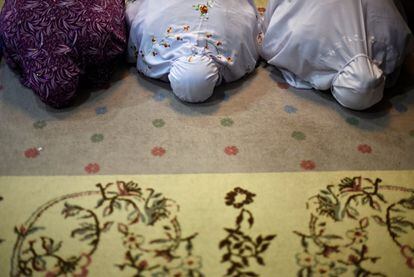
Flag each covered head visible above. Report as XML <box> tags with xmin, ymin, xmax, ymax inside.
<box><xmin>168</xmin><ymin>55</ymin><xmax>220</xmax><ymax>103</ymax></box>
<box><xmin>331</xmin><ymin>55</ymin><xmax>385</xmax><ymax>110</ymax></box>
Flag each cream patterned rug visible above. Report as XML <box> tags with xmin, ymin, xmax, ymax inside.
<box><xmin>0</xmin><ymin>171</ymin><xmax>413</xmax><ymax>276</ymax></box>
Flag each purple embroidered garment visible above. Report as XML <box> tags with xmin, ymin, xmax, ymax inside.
<box><xmin>0</xmin><ymin>0</ymin><xmax>127</xmax><ymax>108</ymax></box>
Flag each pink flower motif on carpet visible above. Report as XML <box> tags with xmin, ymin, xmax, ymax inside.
<box><xmin>24</xmin><ymin>148</ymin><xmax>40</xmax><ymax>158</ymax></box>
<box><xmin>358</xmin><ymin>144</ymin><xmax>372</xmax><ymax>154</ymax></box>
<box><xmin>45</xmin><ymin>253</ymin><xmax>92</xmax><ymax>277</ymax></box>
<box><xmin>84</xmin><ymin>163</ymin><xmax>100</xmax><ymax>174</ymax></box>
<box><xmin>401</xmin><ymin>245</ymin><xmax>414</xmax><ymax>269</ymax></box>
<box><xmin>224</xmin><ymin>146</ymin><xmax>239</xmax><ymax>156</ymax></box>
<box><xmin>277</xmin><ymin>82</ymin><xmax>290</xmax><ymax>90</ymax></box>
<box><xmin>301</xmin><ymin>160</ymin><xmax>316</xmax><ymax>170</ymax></box>
<box><xmin>151</xmin><ymin>147</ymin><xmax>166</xmax><ymax>157</ymax></box>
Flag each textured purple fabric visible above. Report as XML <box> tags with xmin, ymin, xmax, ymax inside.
<box><xmin>0</xmin><ymin>0</ymin><xmax>127</xmax><ymax>108</ymax></box>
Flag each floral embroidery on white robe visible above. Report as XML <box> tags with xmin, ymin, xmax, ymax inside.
<box><xmin>126</xmin><ymin>0</ymin><xmax>260</xmax><ymax>99</ymax></box>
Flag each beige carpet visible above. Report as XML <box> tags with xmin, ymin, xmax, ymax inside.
<box><xmin>0</xmin><ymin>60</ymin><xmax>413</xmax><ymax>175</ymax></box>
<box><xmin>1</xmin><ymin>0</ymin><xmax>413</xmax><ymax>175</ymax></box>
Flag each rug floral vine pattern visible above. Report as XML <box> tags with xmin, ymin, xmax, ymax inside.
<box><xmin>11</xmin><ymin>181</ymin><xmax>203</xmax><ymax>277</ymax></box>
<box><xmin>0</xmin><ymin>195</ymin><xmax>3</xmax><ymax>245</ymax></box>
<box><xmin>295</xmin><ymin>177</ymin><xmax>414</xmax><ymax>276</ymax></box>
<box><xmin>1</xmin><ymin>174</ymin><xmax>414</xmax><ymax>276</ymax></box>
<box><xmin>220</xmin><ymin>187</ymin><xmax>276</xmax><ymax>276</ymax></box>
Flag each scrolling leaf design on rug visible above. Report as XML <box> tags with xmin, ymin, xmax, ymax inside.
<box><xmin>11</xmin><ymin>181</ymin><xmax>203</xmax><ymax>277</ymax></box>
<box><xmin>96</xmin><ymin>181</ymin><xmax>203</xmax><ymax>276</ymax></box>
<box><xmin>294</xmin><ymin>177</ymin><xmax>414</xmax><ymax>276</ymax></box>
<box><xmin>220</xmin><ymin>187</ymin><xmax>276</xmax><ymax>277</ymax></box>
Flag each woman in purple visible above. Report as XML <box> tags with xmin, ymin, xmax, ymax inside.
<box><xmin>0</xmin><ymin>0</ymin><xmax>127</xmax><ymax>108</ymax></box>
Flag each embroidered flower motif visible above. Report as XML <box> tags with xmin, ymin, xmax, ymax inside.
<box><xmin>215</xmin><ymin>41</ymin><xmax>222</xmax><ymax>46</ymax></box>
<box><xmin>257</xmin><ymin>7</ymin><xmax>266</xmax><ymax>16</ymax></box>
<box><xmin>183</xmin><ymin>25</ymin><xmax>190</xmax><ymax>32</ymax></box>
<box><xmin>182</xmin><ymin>256</ymin><xmax>202</xmax><ymax>270</ymax></box>
<box><xmin>401</xmin><ymin>245</ymin><xmax>414</xmax><ymax>269</ymax></box>
<box><xmin>152</xmin><ymin>147</ymin><xmax>166</xmax><ymax>157</ymax></box>
<box><xmin>167</xmin><ymin>27</ymin><xmax>173</xmax><ymax>34</ymax></box>
<box><xmin>123</xmin><ymin>233</ymin><xmax>144</xmax><ymax>250</ymax></box>
<box><xmin>226</xmin><ymin>57</ymin><xmax>233</xmax><ymax>63</ymax></box>
<box><xmin>346</xmin><ymin>228</ymin><xmax>368</xmax><ymax>245</ymax></box>
<box><xmin>357</xmin><ymin>144</ymin><xmax>372</xmax><ymax>154</ymax></box>
<box><xmin>225</xmin><ymin>187</ymin><xmax>256</xmax><ymax>209</ymax></box>
<box><xmin>301</xmin><ymin>160</ymin><xmax>316</xmax><ymax>170</ymax></box>
<box><xmin>24</xmin><ymin>148</ymin><xmax>40</xmax><ymax>158</ymax></box>
<box><xmin>151</xmin><ymin>36</ymin><xmax>157</xmax><ymax>44</ymax></box>
<box><xmin>206</xmin><ymin>33</ymin><xmax>212</xmax><ymax>38</ymax></box>
<box><xmin>295</xmin><ymin>252</ymin><xmax>316</xmax><ymax>268</ymax></box>
<box><xmin>33</xmin><ymin>120</ymin><xmax>47</xmax><ymax>129</ymax></box>
<box><xmin>198</xmin><ymin>5</ymin><xmax>209</xmax><ymax>14</ymax></box>
<box><xmin>224</xmin><ymin>146</ymin><xmax>239</xmax><ymax>156</ymax></box>
<box><xmin>131</xmin><ymin>46</ymin><xmax>138</xmax><ymax>60</ymax></box>
<box><xmin>257</xmin><ymin>32</ymin><xmax>264</xmax><ymax>45</ymax></box>
<box><xmin>84</xmin><ymin>163</ymin><xmax>100</xmax><ymax>174</ymax></box>
<box><xmin>193</xmin><ymin>1</ymin><xmax>213</xmax><ymax>18</ymax></box>
<box><xmin>161</xmin><ymin>42</ymin><xmax>170</xmax><ymax>48</ymax></box>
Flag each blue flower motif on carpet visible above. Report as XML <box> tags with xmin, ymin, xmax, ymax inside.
<box><xmin>284</xmin><ymin>105</ymin><xmax>298</xmax><ymax>114</ymax></box>
<box><xmin>393</xmin><ymin>103</ymin><xmax>408</xmax><ymax>113</ymax></box>
<box><xmin>153</xmin><ymin>92</ymin><xmax>166</xmax><ymax>102</ymax></box>
<box><xmin>95</xmin><ymin>106</ymin><xmax>107</xmax><ymax>115</ymax></box>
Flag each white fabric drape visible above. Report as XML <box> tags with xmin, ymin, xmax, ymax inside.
<box><xmin>261</xmin><ymin>0</ymin><xmax>412</xmax><ymax>110</ymax></box>
<box><xmin>126</xmin><ymin>0</ymin><xmax>260</xmax><ymax>102</ymax></box>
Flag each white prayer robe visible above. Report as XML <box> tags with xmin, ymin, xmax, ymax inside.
<box><xmin>126</xmin><ymin>0</ymin><xmax>260</xmax><ymax>102</ymax></box>
<box><xmin>261</xmin><ymin>0</ymin><xmax>412</xmax><ymax>110</ymax></box>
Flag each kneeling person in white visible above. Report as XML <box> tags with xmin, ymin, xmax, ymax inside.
<box><xmin>126</xmin><ymin>0</ymin><xmax>260</xmax><ymax>103</ymax></box>
<box><xmin>261</xmin><ymin>0</ymin><xmax>412</xmax><ymax>110</ymax></box>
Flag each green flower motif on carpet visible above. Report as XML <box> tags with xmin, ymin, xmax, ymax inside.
<box><xmin>220</xmin><ymin>118</ymin><xmax>234</xmax><ymax>127</ymax></box>
<box><xmin>91</xmin><ymin>134</ymin><xmax>104</xmax><ymax>143</ymax></box>
<box><xmin>33</xmin><ymin>120</ymin><xmax>47</xmax><ymax>129</ymax></box>
<box><xmin>152</xmin><ymin>119</ymin><xmax>165</xmax><ymax>128</ymax></box>
<box><xmin>346</xmin><ymin>117</ymin><xmax>360</xmax><ymax>126</ymax></box>
<box><xmin>292</xmin><ymin>131</ymin><xmax>306</xmax><ymax>141</ymax></box>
